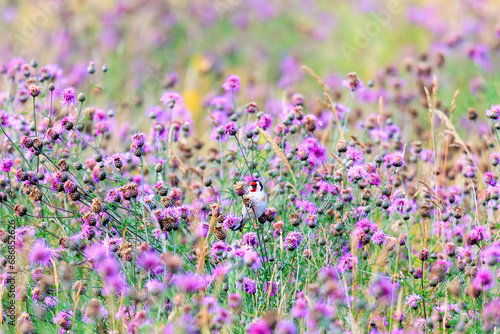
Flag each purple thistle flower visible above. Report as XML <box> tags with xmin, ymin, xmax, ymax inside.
<box><xmin>347</xmin><ymin>164</ymin><xmax>368</xmax><ymax>182</ymax></box>
<box><xmin>366</xmin><ymin>173</ymin><xmax>381</xmax><ymax>186</ymax></box>
<box><xmin>393</xmin><ymin>311</ymin><xmax>405</xmax><ymax>322</ymax></box>
<box><xmin>224</xmin><ymin>121</ymin><xmax>239</xmax><ymax>136</ymax></box>
<box><xmin>105</xmin><ymin>153</ymin><xmax>129</xmax><ymax>168</ymax></box>
<box><xmin>242</xmin><ymin>232</ymin><xmax>259</xmax><ymax>247</ymax></box>
<box><xmin>61</xmin><ymin>86</ymin><xmax>77</xmax><ymax>106</ymax></box>
<box><xmin>247</xmin><ymin>319</ymin><xmax>271</xmax><ymax>334</ymax></box>
<box><xmin>483</xmin><ymin>172</ymin><xmax>497</xmax><ymax>186</ymax></box>
<box><xmin>467</xmin><ymin>225</ymin><xmax>488</xmax><ymax>245</ymax></box>
<box><xmin>160</xmin><ymin>91</ymin><xmax>183</xmax><ymax>107</ymax></box>
<box><xmin>384</xmin><ymin>151</ymin><xmax>405</xmax><ymax>168</ymax></box>
<box><xmin>243</xmin><ymin>247</ymin><xmax>262</xmax><ymax>271</ymax></box>
<box><xmin>44</xmin><ymin>295</ymin><xmax>59</xmax><ymax>309</ymax></box>
<box><xmin>210</xmin><ymin>96</ymin><xmax>232</xmax><ymax>112</ymax></box>
<box><xmin>222</xmin><ymin>74</ymin><xmax>241</xmax><ymax>92</ymax></box>
<box><xmin>369</xmin><ymin>129</ymin><xmax>389</xmax><ymax>141</ymax></box>
<box><xmin>196</xmin><ymin>221</ymin><xmax>210</xmax><ymax>238</ymax></box>
<box><xmin>28</xmin><ymin>239</ymin><xmax>56</xmax><ymax>267</ymax></box>
<box><xmin>473</xmin><ymin>269</ymin><xmax>494</xmax><ymax>290</ymax></box>
<box><xmin>486</xmin><ymin>105</ymin><xmax>500</xmax><ymax>119</ymax></box>
<box><xmin>0</xmin><ymin>158</ymin><xmax>13</xmax><ymax>173</ymax></box>
<box><xmin>338</xmin><ymin>252</ymin><xmax>357</xmax><ymax>273</ymax></box>
<box><xmin>137</xmin><ymin>250</ymin><xmax>164</xmax><ymax>274</ymax></box>
<box><xmin>404</xmin><ymin>294</ymin><xmax>422</xmax><ymax>309</ymax></box>
<box><xmin>482</xmin><ymin>244</ymin><xmax>500</xmax><ymax>266</ymax></box>
<box><xmin>388</xmin><ymin>197</ymin><xmax>409</xmax><ymax>215</ymax></box>
<box><xmin>462</xmin><ymin>165</ymin><xmax>476</xmax><ymax>178</ymax></box>
<box><xmin>131</xmin><ymin>132</ymin><xmax>145</xmax><ymax>147</ymax></box>
<box><xmin>257</xmin><ymin>113</ymin><xmax>272</xmax><ymax>130</ymax></box>
<box><xmin>276</xmin><ymin>320</ymin><xmax>298</xmax><ymax>334</ymax></box>
<box><xmin>144</xmin><ymin>280</ymin><xmax>165</xmax><ymax>295</ymax></box>
<box><xmin>63</xmin><ymin>180</ymin><xmax>77</xmax><ymax>194</ymax></box>
<box><xmin>284</xmin><ymin>231</ymin><xmax>303</xmax><ymax>251</ymax></box>
<box><xmin>60</xmin><ymin>115</ymin><xmax>76</xmax><ymax>129</ymax></box>
<box><xmin>292</xmin><ymin>292</ymin><xmax>308</xmax><ymax>318</ymax></box>
<box><xmin>371</xmin><ymin>230</ymin><xmax>388</xmax><ymax>245</ymax></box>
<box><xmin>369</xmin><ymin>277</ymin><xmax>399</xmax><ymax>304</ymax></box>
<box><xmin>240</xmin><ymin>277</ymin><xmax>256</xmax><ymax>294</ymax></box>
<box><xmin>264</xmin><ymin>280</ymin><xmax>278</xmax><ymax>297</ymax></box>
<box><xmin>213</xmin><ymin>307</ymin><xmax>232</xmax><ymax>325</ymax></box>
<box><xmin>295</xmin><ymin>199</ymin><xmax>318</xmax><ymax>215</ymax></box>
<box><xmin>305</xmin><ymin>214</ymin><xmax>317</xmax><ymax>227</ymax></box>
<box><xmin>223</xmin><ymin>214</ymin><xmax>242</xmax><ymax>230</ymax></box>
<box><xmin>490</xmin><ymin>152</ymin><xmax>500</xmax><ymax>166</ymax></box>
<box><xmin>414</xmin><ymin>318</ymin><xmax>426</xmax><ymax>329</ymax></box>
<box><xmin>211</xmin><ymin>241</ymin><xmax>229</xmax><ymax>260</ymax></box>
<box><xmin>345</xmin><ymin>146</ymin><xmax>364</xmax><ymax>162</ymax></box>
<box><xmin>104</xmin><ymin>189</ymin><xmax>121</xmax><ymax>203</ymax></box>
<box><xmin>174</xmin><ymin>273</ymin><xmax>206</xmax><ymax>293</ymax></box>
<box><xmin>52</xmin><ymin>310</ymin><xmax>73</xmax><ymax>330</ymax></box>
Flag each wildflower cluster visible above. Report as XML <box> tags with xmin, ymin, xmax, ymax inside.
<box><xmin>2</xmin><ymin>1</ymin><xmax>500</xmax><ymax>333</ymax></box>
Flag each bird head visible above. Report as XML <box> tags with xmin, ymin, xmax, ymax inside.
<box><xmin>249</xmin><ymin>180</ymin><xmax>263</xmax><ymax>193</ymax></box>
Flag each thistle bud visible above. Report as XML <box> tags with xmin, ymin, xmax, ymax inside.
<box><xmin>336</xmin><ymin>140</ymin><xmax>347</xmax><ymax>153</ymax></box>
<box><xmin>77</xmin><ymin>93</ymin><xmax>86</xmax><ymax>103</ymax></box>
<box><xmin>87</xmin><ymin>61</ymin><xmax>96</xmax><ymax>75</ymax></box>
<box><xmin>203</xmin><ymin>178</ymin><xmax>212</xmax><ymax>187</ymax></box>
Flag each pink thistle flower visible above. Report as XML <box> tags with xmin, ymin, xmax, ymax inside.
<box><xmin>28</xmin><ymin>84</ymin><xmax>41</xmax><ymax>97</ymax></box>
<box><xmin>28</xmin><ymin>240</ymin><xmax>56</xmax><ymax>267</ymax></box>
<box><xmin>131</xmin><ymin>132</ymin><xmax>145</xmax><ymax>147</ymax></box>
<box><xmin>240</xmin><ymin>277</ymin><xmax>256</xmax><ymax>294</ymax></box>
<box><xmin>61</xmin><ymin>86</ymin><xmax>77</xmax><ymax>106</ymax></box>
<box><xmin>473</xmin><ymin>269</ymin><xmax>494</xmax><ymax>290</ymax></box>
<box><xmin>486</xmin><ymin>104</ymin><xmax>500</xmax><ymax>120</ymax></box>
<box><xmin>137</xmin><ymin>250</ymin><xmax>164</xmax><ymax>274</ymax></box>
<box><xmin>257</xmin><ymin>113</ymin><xmax>273</xmax><ymax>130</ymax></box>
<box><xmin>0</xmin><ymin>158</ymin><xmax>13</xmax><ymax>173</ymax></box>
<box><xmin>404</xmin><ymin>294</ymin><xmax>422</xmax><ymax>309</ymax></box>
<box><xmin>222</xmin><ymin>74</ymin><xmax>240</xmax><ymax>92</ymax></box>
<box><xmin>224</xmin><ymin>121</ymin><xmax>239</xmax><ymax>136</ymax></box>
<box><xmin>160</xmin><ymin>91</ymin><xmax>183</xmax><ymax>107</ymax></box>
<box><xmin>284</xmin><ymin>231</ymin><xmax>303</xmax><ymax>251</ymax></box>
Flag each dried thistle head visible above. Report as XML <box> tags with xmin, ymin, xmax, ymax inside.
<box><xmin>57</xmin><ymin>159</ymin><xmax>70</xmax><ymax>172</ymax></box>
<box><xmin>69</xmin><ymin>192</ymin><xmax>80</xmax><ymax>201</ymax></box>
<box><xmin>13</xmin><ymin>204</ymin><xmax>27</xmax><ymax>217</ymax></box>
<box><xmin>233</xmin><ymin>181</ymin><xmax>246</xmax><ymax>197</ymax></box>
<box><xmin>213</xmin><ymin>224</ymin><xmax>226</xmax><ymax>241</ymax></box>
<box><xmin>86</xmin><ymin>298</ymin><xmax>102</xmax><ymax>319</ymax></box>
<box><xmin>91</xmin><ymin>197</ymin><xmax>103</xmax><ymax>214</ymax></box>
<box><xmin>304</xmin><ymin>115</ymin><xmax>317</xmax><ymax>132</ymax></box>
<box><xmin>29</xmin><ymin>187</ymin><xmax>43</xmax><ymax>202</ymax></box>
<box><xmin>83</xmin><ymin>212</ymin><xmax>97</xmax><ymax>226</ymax></box>
<box><xmin>161</xmin><ymin>196</ymin><xmax>174</xmax><ymax>208</ymax></box>
<box><xmin>289</xmin><ymin>213</ymin><xmax>301</xmax><ymax>227</ymax></box>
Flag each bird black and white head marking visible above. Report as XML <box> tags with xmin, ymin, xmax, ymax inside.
<box><xmin>250</xmin><ymin>180</ymin><xmax>263</xmax><ymax>192</ymax></box>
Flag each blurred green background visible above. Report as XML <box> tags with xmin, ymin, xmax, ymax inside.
<box><xmin>1</xmin><ymin>0</ymin><xmax>500</xmax><ymax>131</ymax></box>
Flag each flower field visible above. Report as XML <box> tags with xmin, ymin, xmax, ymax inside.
<box><xmin>1</xmin><ymin>0</ymin><xmax>500</xmax><ymax>333</ymax></box>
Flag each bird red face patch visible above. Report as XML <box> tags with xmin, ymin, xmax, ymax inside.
<box><xmin>250</xmin><ymin>182</ymin><xmax>258</xmax><ymax>192</ymax></box>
